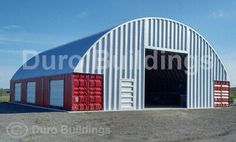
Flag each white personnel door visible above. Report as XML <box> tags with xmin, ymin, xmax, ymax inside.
<box><xmin>50</xmin><ymin>80</ymin><xmax>64</xmax><ymax>107</ymax></box>
<box><xmin>27</xmin><ymin>82</ymin><xmax>36</xmax><ymax>103</ymax></box>
<box><xmin>15</xmin><ymin>83</ymin><xmax>21</xmax><ymax>102</ymax></box>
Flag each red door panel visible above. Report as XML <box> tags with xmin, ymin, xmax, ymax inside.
<box><xmin>72</xmin><ymin>73</ymin><xmax>103</xmax><ymax>111</ymax></box>
<box><xmin>214</xmin><ymin>80</ymin><xmax>230</xmax><ymax>108</ymax></box>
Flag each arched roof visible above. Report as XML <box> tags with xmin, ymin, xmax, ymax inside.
<box><xmin>12</xmin><ymin>17</ymin><xmax>227</xmax><ymax>81</ymax></box>
<box><xmin>12</xmin><ymin>29</ymin><xmax>109</xmax><ymax>80</ymax></box>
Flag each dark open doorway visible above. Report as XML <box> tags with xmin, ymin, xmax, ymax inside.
<box><xmin>145</xmin><ymin>49</ymin><xmax>188</xmax><ymax>108</ymax></box>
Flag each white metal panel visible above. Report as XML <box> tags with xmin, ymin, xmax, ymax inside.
<box><xmin>14</xmin><ymin>83</ymin><xmax>21</xmax><ymax>102</ymax></box>
<box><xmin>50</xmin><ymin>80</ymin><xmax>64</xmax><ymax>107</ymax></box>
<box><xmin>186</xmin><ymin>27</ymin><xmax>191</xmax><ymax>108</ymax></box>
<box><xmin>163</xmin><ymin>20</ymin><xmax>166</xmax><ymax>49</ymax></box>
<box><xmin>134</xmin><ymin>21</ymin><xmax>139</xmax><ymax>109</ymax></box>
<box><xmin>124</xmin><ymin>24</ymin><xmax>128</xmax><ymax>79</ymax></box>
<box><xmin>170</xmin><ymin>21</ymin><xmax>174</xmax><ymax>50</ymax></box>
<box><xmin>108</xmin><ymin>33</ymin><xmax>113</xmax><ymax>110</ymax></box>
<box><xmin>167</xmin><ymin>20</ymin><xmax>170</xmax><ymax>49</ymax></box>
<box><xmin>159</xmin><ymin>19</ymin><xmax>162</xmax><ymax>46</ymax></box>
<box><xmin>200</xmin><ymin>37</ymin><xmax>204</xmax><ymax>107</ymax></box>
<box><xmin>197</xmin><ymin>35</ymin><xmax>200</xmax><ymax>107</ymax></box>
<box><xmin>27</xmin><ymin>82</ymin><xmax>36</xmax><ymax>103</ymax></box>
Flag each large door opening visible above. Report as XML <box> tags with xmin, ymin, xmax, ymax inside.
<box><xmin>145</xmin><ymin>49</ymin><xmax>187</xmax><ymax>108</ymax></box>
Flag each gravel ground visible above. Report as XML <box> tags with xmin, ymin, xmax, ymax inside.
<box><xmin>0</xmin><ymin>102</ymin><xmax>235</xmax><ymax>142</ymax></box>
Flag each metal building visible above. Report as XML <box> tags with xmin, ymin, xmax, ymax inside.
<box><xmin>10</xmin><ymin>17</ymin><xmax>230</xmax><ymax>111</ymax></box>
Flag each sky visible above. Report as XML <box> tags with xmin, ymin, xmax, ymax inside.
<box><xmin>0</xmin><ymin>0</ymin><xmax>236</xmax><ymax>88</ymax></box>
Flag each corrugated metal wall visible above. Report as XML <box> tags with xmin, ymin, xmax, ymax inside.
<box><xmin>187</xmin><ymin>29</ymin><xmax>227</xmax><ymax>108</ymax></box>
<box><xmin>74</xmin><ymin>17</ymin><xmax>228</xmax><ymax>110</ymax></box>
<box><xmin>75</xmin><ymin>19</ymin><xmax>146</xmax><ymax>110</ymax></box>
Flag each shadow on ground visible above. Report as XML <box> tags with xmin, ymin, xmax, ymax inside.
<box><xmin>0</xmin><ymin>102</ymin><xmax>59</xmax><ymax>114</ymax></box>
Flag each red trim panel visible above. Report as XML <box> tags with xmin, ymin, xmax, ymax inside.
<box><xmin>214</xmin><ymin>80</ymin><xmax>230</xmax><ymax>108</ymax></box>
<box><xmin>21</xmin><ymin>80</ymin><xmax>27</xmax><ymax>103</ymax></box>
<box><xmin>71</xmin><ymin>73</ymin><xmax>103</xmax><ymax>111</ymax></box>
<box><xmin>10</xmin><ymin>74</ymin><xmax>73</xmax><ymax>110</ymax></box>
<box><xmin>10</xmin><ymin>80</ymin><xmax>15</xmax><ymax>102</ymax></box>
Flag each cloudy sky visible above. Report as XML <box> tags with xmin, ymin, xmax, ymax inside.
<box><xmin>0</xmin><ymin>0</ymin><xmax>236</xmax><ymax>88</ymax></box>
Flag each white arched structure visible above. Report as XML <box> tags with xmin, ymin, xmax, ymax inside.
<box><xmin>75</xmin><ymin>17</ymin><xmax>228</xmax><ymax>110</ymax></box>
<box><xmin>12</xmin><ymin>17</ymin><xmax>228</xmax><ymax>110</ymax></box>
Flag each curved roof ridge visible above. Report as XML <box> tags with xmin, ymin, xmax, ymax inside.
<box><xmin>11</xmin><ymin>29</ymin><xmax>110</xmax><ymax>80</ymax></box>
<box><xmin>76</xmin><ymin>17</ymin><xmax>227</xmax><ymax>75</ymax></box>
<box><xmin>12</xmin><ymin>17</ymin><xmax>227</xmax><ymax>81</ymax></box>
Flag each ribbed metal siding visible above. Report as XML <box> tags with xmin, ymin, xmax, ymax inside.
<box><xmin>75</xmin><ymin>17</ymin><xmax>227</xmax><ymax>110</ymax></box>
<box><xmin>146</xmin><ymin>18</ymin><xmax>188</xmax><ymax>51</ymax></box>
<box><xmin>188</xmin><ymin>30</ymin><xmax>227</xmax><ymax>108</ymax></box>
<box><xmin>75</xmin><ymin>19</ymin><xmax>145</xmax><ymax>110</ymax></box>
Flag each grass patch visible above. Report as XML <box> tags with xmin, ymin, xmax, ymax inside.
<box><xmin>0</xmin><ymin>89</ymin><xmax>10</xmax><ymax>102</ymax></box>
<box><xmin>230</xmin><ymin>88</ymin><xmax>236</xmax><ymax>104</ymax></box>
<box><xmin>0</xmin><ymin>95</ymin><xmax>9</xmax><ymax>102</ymax></box>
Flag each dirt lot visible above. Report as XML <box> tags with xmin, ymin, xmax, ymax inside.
<box><xmin>0</xmin><ymin>103</ymin><xmax>235</xmax><ymax>142</ymax></box>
